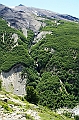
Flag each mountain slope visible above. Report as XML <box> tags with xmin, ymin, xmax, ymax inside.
<box><xmin>0</xmin><ymin>4</ymin><xmax>79</xmax><ymax>112</ymax></box>
<box><xmin>0</xmin><ymin>18</ymin><xmax>34</xmax><ymax>72</ymax></box>
<box><xmin>0</xmin><ymin>4</ymin><xmax>79</xmax><ymax>34</ymax></box>
<box><xmin>0</xmin><ymin>89</ymin><xmax>74</xmax><ymax>120</ymax></box>
<box><xmin>31</xmin><ymin>19</ymin><xmax>79</xmax><ymax>108</ymax></box>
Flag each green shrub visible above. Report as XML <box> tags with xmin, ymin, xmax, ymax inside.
<box><xmin>63</xmin><ymin>111</ymin><xmax>72</xmax><ymax>118</ymax></box>
<box><xmin>0</xmin><ymin>80</ymin><xmax>2</xmax><ymax>90</ymax></box>
<box><xmin>75</xmin><ymin>115</ymin><xmax>79</xmax><ymax>120</ymax></box>
<box><xmin>25</xmin><ymin>86</ymin><xmax>39</xmax><ymax>104</ymax></box>
<box><xmin>2</xmin><ymin>103</ymin><xmax>12</xmax><ymax>112</ymax></box>
<box><xmin>25</xmin><ymin>113</ymin><xmax>34</xmax><ymax>120</ymax></box>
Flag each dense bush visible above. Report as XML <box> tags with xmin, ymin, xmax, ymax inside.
<box><xmin>25</xmin><ymin>86</ymin><xmax>39</xmax><ymax>104</ymax></box>
<box><xmin>36</xmin><ymin>72</ymin><xmax>61</xmax><ymax>108</ymax></box>
<box><xmin>75</xmin><ymin>115</ymin><xmax>79</xmax><ymax>120</ymax></box>
<box><xmin>22</xmin><ymin>67</ymin><xmax>39</xmax><ymax>89</ymax></box>
<box><xmin>36</xmin><ymin>72</ymin><xmax>77</xmax><ymax>109</ymax></box>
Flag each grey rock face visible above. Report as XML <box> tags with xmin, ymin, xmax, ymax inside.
<box><xmin>0</xmin><ymin>4</ymin><xmax>79</xmax><ymax>34</ymax></box>
<box><xmin>0</xmin><ymin>4</ymin><xmax>42</xmax><ymax>34</ymax></box>
<box><xmin>22</xmin><ymin>28</ymin><xmax>28</xmax><ymax>38</ymax></box>
<box><xmin>0</xmin><ymin>64</ymin><xmax>26</xmax><ymax>96</ymax></box>
<box><xmin>33</xmin><ymin>31</ymin><xmax>52</xmax><ymax>43</ymax></box>
<box><xmin>11</xmin><ymin>5</ymin><xmax>79</xmax><ymax>22</ymax></box>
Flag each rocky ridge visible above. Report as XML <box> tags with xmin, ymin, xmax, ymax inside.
<box><xmin>0</xmin><ymin>4</ymin><xmax>79</xmax><ymax>35</ymax></box>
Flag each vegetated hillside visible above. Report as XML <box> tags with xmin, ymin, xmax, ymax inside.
<box><xmin>0</xmin><ymin>90</ymin><xmax>74</xmax><ymax>120</ymax></box>
<box><xmin>0</xmin><ymin>16</ymin><xmax>79</xmax><ymax>111</ymax></box>
<box><xmin>0</xmin><ymin>18</ymin><xmax>35</xmax><ymax>72</ymax></box>
<box><xmin>30</xmin><ymin>19</ymin><xmax>79</xmax><ymax>109</ymax></box>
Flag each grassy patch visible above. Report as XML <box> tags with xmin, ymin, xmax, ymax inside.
<box><xmin>25</xmin><ymin>113</ymin><xmax>34</xmax><ymax>120</ymax></box>
<box><xmin>0</xmin><ymin>100</ymin><xmax>13</xmax><ymax>112</ymax></box>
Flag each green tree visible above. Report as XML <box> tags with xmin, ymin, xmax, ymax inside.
<box><xmin>36</xmin><ymin>72</ymin><xmax>61</xmax><ymax>108</ymax></box>
<box><xmin>0</xmin><ymin>80</ymin><xmax>2</xmax><ymax>90</ymax></box>
<box><xmin>25</xmin><ymin>86</ymin><xmax>39</xmax><ymax>104</ymax></box>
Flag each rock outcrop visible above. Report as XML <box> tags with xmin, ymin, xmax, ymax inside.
<box><xmin>33</xmin><ymin>31</ymin><xmax>52</xmax><ymax>43</ymax></box>
<box><xmin>0</xmin><ymin>64</ymin><xmax>26</xmax><ymax>96</ymax></box>
<box><xmin>22</xmin><ymin>28</ymin><xmax>28</xmax><ymax>38</ymax></box>
<box><xmin>0</xmin><ymin>4</ymin><xmax>79</xmax><ymax>35</ymax></box>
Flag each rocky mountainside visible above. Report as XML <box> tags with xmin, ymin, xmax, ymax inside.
<box><xmin>15</xmin><ymin>4</ymin><xmax>79</xmax><ymax>22</ymax></box>
<box><xmin>0</xmin><ymin>4</ymin><xmax>79</xmax><ymax>117</ymax></box>
<box><xmin>0</xmin><ymin>4</ymin><xmax>79</xmax><ymax>34</ymax></box>
<box><xmin>0</xmin><ymin>90</ymin><xmax>74</xmax><ymax>120</ymax></box>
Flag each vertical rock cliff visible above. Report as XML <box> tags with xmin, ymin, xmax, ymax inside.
<box><xmin>0</xmin><ymin>64</ymin><xmax>26</xmax><ymax>96</ymax></box>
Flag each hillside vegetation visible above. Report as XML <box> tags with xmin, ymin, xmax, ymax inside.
<box><xmin>0</xmin><ymin>89</ymin><xmax>75</xmax><ymax>120</ymax></box>
<box><xmin>0</xmin><ymin>17</ymin><xmax>79</xmax><ymax>111</ymax></box>
<box><xmin>31</xmin><ymin>19</ymin><xmax>79</xmax><ymax>109</ymax></box>
<box><xmin>0</xmin><ymin>18</ymin><xmax>34</xmax><ymax>72</ymax></box>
